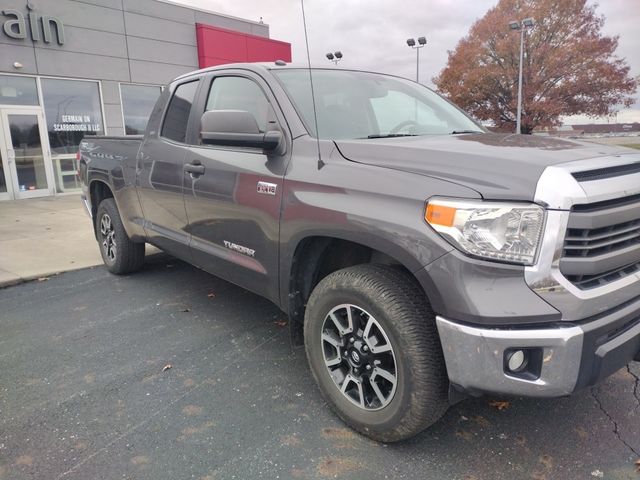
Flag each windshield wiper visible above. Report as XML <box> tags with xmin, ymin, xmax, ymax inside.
<box><xmin>365</xmin><ymin>133</ymin><xmax>418</xmax><ymax>139</ymax></box>
<box><xmin>450</xmin><ymin>130</ymin><xmax>484</xmax><ymax>135</ymax></box>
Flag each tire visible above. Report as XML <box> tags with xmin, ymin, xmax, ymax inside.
<box><xmin>96</xmin><ymin>198</ymin><xmax>145</xmax><ymax>275</ymax></box>
<box><xmin>304</xmin><ymin>264</ymin><xmax>449</xmax><ymax>442</ymax></box>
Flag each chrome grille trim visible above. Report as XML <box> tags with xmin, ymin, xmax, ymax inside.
<box><xmin>524</xmin><ymin>153</ymin><xmax>640</xmax><ymax>321</ymax></box>
<box><xmin>561</xmin><ymin>190</ymin><xmax>640</xmax><ymax>289</ymax></box>
<box><xmin>565</xmin><ymin>222</ymin><xmax>640</xmax><ymax>243</ymax></box>
<box><xmin>560</xmin><ymin>243</ymin><xmax>640</xmax><ymax>276</ymax></box>
<box><xmin>565</xmin><ymin>262</ymin><xmax>640</xmax><ymax>290</ymax></box>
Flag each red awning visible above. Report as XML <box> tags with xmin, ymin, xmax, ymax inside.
<box><xmin>196</xmin><ymin>23</ymin><xmax>292</xmax><ymax>68</ymax></box>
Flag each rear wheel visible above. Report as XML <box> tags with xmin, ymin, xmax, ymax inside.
<box><xmin>304</xmin><ymin>264</ymin><xmax>449</xmax><ymax>442</ymax></box>
<box><xmin>96</xmin><ymin>198</ymin><xmax>145</xmax><ymax>274</ymax></box>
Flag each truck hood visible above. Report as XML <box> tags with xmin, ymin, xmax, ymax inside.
<box><xmin>334</xmin><ymin>133</ymin><xmax>632</xmax><ymax>201</ymax></box>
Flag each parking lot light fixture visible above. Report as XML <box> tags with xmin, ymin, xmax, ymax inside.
<box><xmin>326</xmin><ymin>51</ymin><xmax>342</xmax><ymax>65</ymax></box>
<box><xmin>406</xmin><ymin>36</ymin><xmax>427</xmax><ymax>83</ymax></box>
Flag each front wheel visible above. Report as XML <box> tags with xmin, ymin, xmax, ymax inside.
<box><xmin>96</xmin><ymin>198</ymin><xmax>145</xmax><ymax>275</ymax></box>
<box><xmin>304</xmin><ymin>264</ymin><xmax>449</xmax><ymax>442</ymax></box>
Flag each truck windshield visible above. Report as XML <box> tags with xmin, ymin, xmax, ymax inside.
<box><xmin>272</xmin><ymin>69</ymin><xmax>483</xmax><ymax>140</ymax></box>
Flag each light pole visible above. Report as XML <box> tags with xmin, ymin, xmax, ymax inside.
<box><xmin>509</xmin><ymin>17</ymin><xmax>534</xmax><ymax>134</ymax></box>
<box><xmin>326</xmin><ymin>51</ymin><xmax>343</xmax><ymax>65</ymax></box>
<box><xmin>406</xmin><ymin>36</ymin><xmax>426</xmax><ymax>83</ymax></box>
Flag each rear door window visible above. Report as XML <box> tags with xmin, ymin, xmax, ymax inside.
<box><xmin>161</xmin><ymin>80</ymin><xmax>199</xmax><ymax>143</ymax></box>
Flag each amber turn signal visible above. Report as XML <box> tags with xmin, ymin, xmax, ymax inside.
<box><xmin>425</xmin><ymin>203</ymin><xmax>457</xmax><ymax>227</ymax></box>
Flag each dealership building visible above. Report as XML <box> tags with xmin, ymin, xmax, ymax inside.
<box><xmin>0</xmin><ymin>0</ymin><xmax>291</xmax><ymax>201</ymax></box>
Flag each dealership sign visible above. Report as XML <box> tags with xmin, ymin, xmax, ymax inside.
<box><xmin>2</xmin><ymin>2</ymin><xmax>64</xmax><ymax>45</ymax></box>
<box><xmin>54</xmin><ymin>115</ymin><xmax>101</xmax><ymax>133</ymax></box>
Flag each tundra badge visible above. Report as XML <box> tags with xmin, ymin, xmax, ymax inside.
<box><xmin>223</xmin><ymin>240</ymin><xmax>256</xmax><ymax>257</ymax></box>
<box><xmin>257</xmin><ymin>181</ymin><xmax>277</xmax><ymax>196</ymax></box>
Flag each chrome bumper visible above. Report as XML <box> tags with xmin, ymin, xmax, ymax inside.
<box><xmin>436</xmin><ymin>313</ymin><xmax>640</xmax><ymax>397</ymax></box>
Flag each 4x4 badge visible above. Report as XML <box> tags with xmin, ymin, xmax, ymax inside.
<box><xmin>257</xmin><ymin>181</ymin><xmax>277</xmax><ymax>196</ymax></box>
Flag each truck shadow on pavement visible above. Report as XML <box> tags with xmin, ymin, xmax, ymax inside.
<box><xmin>1</xmin><ymin>254</ymin><xmax>639</xmax><ymax>480</ymax></box>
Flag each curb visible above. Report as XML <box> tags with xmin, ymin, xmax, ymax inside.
<box><xmin>0</xmin><ymin>251</ymin><xmax>164</xmax><ymax>289</ymax></box>
<box><xmin>0</xmin><ymin>263</ymin><xmax>103</xmax><ymax>289</ymax></box>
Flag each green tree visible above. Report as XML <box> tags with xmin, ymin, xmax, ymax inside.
<box><xmin>434</xmin><ymin>0</ymin><xmax>637</xmax><ymax>133</ymax></box>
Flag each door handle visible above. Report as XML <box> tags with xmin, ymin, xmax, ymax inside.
<box><xmin>184</xmin><ymin>161</ymin><xmax>205</xmax><ymax>177</ymax></box>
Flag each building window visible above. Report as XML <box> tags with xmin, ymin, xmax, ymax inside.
<box><xmin>120</xmin><ymin>84</ymin><xmax>162</xmax><ymax>135</ymax></box>
<box><xmin>41</xmin><ymin>78</ymin><xmax>105</xmax><ymax>192</ymax></box>
<box><xmin>41</xmin><ymin>78</ymin><xmax>105</xmax><ymax>155</ymax></box>
<box><xmin>161</xmin><ymin>80</ymin><xmax>199</xmax><ymax>143</ymax></box>
<box><xmin>0</xmin><ymin>75</ymin><xmax>39</xmax><ymax>106</ymax></box>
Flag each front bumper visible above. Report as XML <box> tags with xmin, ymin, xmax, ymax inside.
<box><xmin>436</xmin><ymin>295</ymin><xmax>640</xmax><ymax>397</ymax></box>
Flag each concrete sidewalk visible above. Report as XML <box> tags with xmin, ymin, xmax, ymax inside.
<box><xmin>0</xmin><ymin>195</ymin><xmax>102</xmax><ymax>287</ymax></box>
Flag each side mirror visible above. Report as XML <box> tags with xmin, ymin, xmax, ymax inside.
<box><xmin>200</xmin><ymin>110</ymin><xmax>282</xmax><ymax>152</ymax></box>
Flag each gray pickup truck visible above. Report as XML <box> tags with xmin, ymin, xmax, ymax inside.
<box><xmin>79</xmin><ymin>63</ymin><xmax>640</xmax><ymax>442</ymax></box>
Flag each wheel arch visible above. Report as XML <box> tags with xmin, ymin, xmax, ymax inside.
<box><xmin>89</xmin><ymin>179</ymin><xmax>115</xmax><ymax>239</ymax></box>
<box><xmin>284</xmin><ymin>232</ymin><xmax>435</xmax><ymax>345</ymax></box>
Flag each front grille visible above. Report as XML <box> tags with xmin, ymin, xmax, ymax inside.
<box><xmin>564</xmin><ymin>220</ymin><xmax>640</xmax><ymax>257</ymax></box>
<box><xmin>561</xmin><ymin>195</ymin><xmax>640</xmax><ymax>289</ymax></box>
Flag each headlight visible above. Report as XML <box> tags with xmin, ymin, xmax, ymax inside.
<box><xmin>425</xmin><ymin>198</ymin><xmax>545</xmax><ymax>266</ymax></box>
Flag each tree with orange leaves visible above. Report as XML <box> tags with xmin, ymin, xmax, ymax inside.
<box><xmin>434</xmin><ymin>0</ymin><xmax>637</xmax><ymax>133</ymax></box>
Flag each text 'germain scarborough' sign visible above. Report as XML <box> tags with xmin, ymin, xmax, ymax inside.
<box><xmin>54</xmin><ymin>115</ymin><xmax>101</xmax><ymax>133</ymax></box>
<box><xmin>1</xmin><ymin>2</ymin><xmax>65</xmax><ymax>45</ymax></box>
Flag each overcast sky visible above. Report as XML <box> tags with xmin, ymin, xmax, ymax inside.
<box><xmin>174</xmin><ymin>0</ymin><xmax>639</xmax><ymax>124</ymax></box>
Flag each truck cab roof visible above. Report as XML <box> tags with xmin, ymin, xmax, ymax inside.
<box><xmin>172</xmin><ymin>62</ymin><xmax>410</xmax><ymax>83</ymax></box>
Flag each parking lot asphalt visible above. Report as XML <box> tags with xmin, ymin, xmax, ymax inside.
<box><xmin>1</xmin><ymin>254</ymin><xmax>639</xmax><ymax>480</ymax></box>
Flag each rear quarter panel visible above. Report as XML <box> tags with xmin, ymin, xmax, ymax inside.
<box><xmin>81</xmin><ymin>137</ymin><xmax>146</xmax><ymax>240</ymax></box>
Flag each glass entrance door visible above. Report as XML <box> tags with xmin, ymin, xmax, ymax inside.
<box><xmin>0</xmin><ymin>146</ymin><xmax>10</xmax><ymax>201</ymax></box>
<box><xmin>0</xmin><ymin>108</ymin><xmax>54</xmax><ymax>199</ymax></box>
